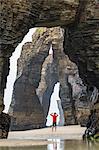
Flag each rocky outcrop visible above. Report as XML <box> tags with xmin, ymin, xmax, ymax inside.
<box><xmin>63</xmin><ymin>0</ymin><xmax>99</xmax><ymax>127</ymax></box>
<box><xmin>0</xmin><ymin>0</ymin><xmax>78</xmax><ymax>115</ymax></box>
<box><xmin>37</xmin><ymin>54</ymin><xmax>58</xmax><ymax>119</ymax></box>
<box><xmin>9</xmin><ymin>28</ymin><xmax>51</xmax><ymax>130</ymax></box>
<box><xmin>0</xmin><ymin>105</ymin><xmax>10</xmax><ymax>138</ymax></box>
<box><xmin>0</xmin><ymin>0</ymin><xmax>99</xmax><ymax>135</ymax></box>
<box><xmin>9</xmin><ymin>28</ymin><xmax>59</xmax><ymax>130</ymax></box>
<box><xmin>64</xmin><ymin>0</ymin><xmax>99</xmax><ymax>89</ymax></box>
<box><xmin>50</xmin><ymin>28</ymin><xmax>77</xmax><ymax>125</ymax></box>
<box><xmin>9</xmin><ymin>27</ymin><xmax>96</xmax><ymax>130</ymax></box>
<box><xmin>0</xmin><ymin>112</ymin><xmax>11</xmax><ymax>138</ymax></box>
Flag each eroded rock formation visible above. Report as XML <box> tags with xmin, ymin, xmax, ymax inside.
<box><xmin>0</xmin><ymin>104</ymin><xmax>10</xmax><ymax>138</ymax></box>
<box><xmin>9</xmin><ymin>27</ymin><xmax>97</xmax><ymax>130</ymax></box>
<box><xmin>0</xmin><ymin>0</ymin><xmax>99</xmax><ymax>135</ymax></box>
<box><xmin>9</xmin><ymin>28</ymin><xmax>51</xmax><ymax>130</ymax></box>
<box><xmin>64</xmin><ymin>0</ymin><xmax>99</xmax><ymax>89</ymax></box>
<box><xmin>9</xmin><ymin>28</ymin><xmax>59</xmax><ymax>130</ymax></box>
<box><xmin>63</xmin><ymin>0</ymin><xmax>99</xmax><ymax>126</ymax></box>
<box><xmin>0</xmin><ymin>0</ymin><xmax>78</xmax><ymax>104</ymax></box>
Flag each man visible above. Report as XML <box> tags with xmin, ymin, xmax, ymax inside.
<box><xmin>50</xmin><ymin>113</ymin><xmax>58</xmax><ymax>132</ymax></box>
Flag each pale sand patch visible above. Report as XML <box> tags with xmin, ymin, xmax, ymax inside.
<box><xmin>0</xmin><ymin>139</ymin><xmax>50</xmax><ymax>147</ymax></box>
<box><xmin>0</xmin><ymin>125</ymin><xmax>86</xmax><ymax>147</ymax></box>
<box><xmin>8</xmin><ymin>125</ymin><xmax>86</xmax><ymax>140</ymax></box>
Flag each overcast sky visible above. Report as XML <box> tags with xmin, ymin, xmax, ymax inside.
<box><xmin>3</xmin><ymin>27</ymin><xmax>60</xmax><ymax>126</ymax></box>
<box><xmin>46</xmin><ymin>82</ymin><xmax>60</xmax><ymax>126</ymax></box>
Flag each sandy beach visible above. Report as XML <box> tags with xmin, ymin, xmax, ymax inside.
<box><xmin>0</xmin><ymin>125</ymin><xmax>86</xmax><ymax>147</ymax></box>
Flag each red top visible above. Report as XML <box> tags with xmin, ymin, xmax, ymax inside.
<box><xmin>50</xmin><ymin>113</ymin><xmax>58</xmax><ymax>122</ymax></box>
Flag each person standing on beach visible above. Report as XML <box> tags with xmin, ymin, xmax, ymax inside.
<box><xmin>50</xmin><ymin>113</ymin><xmax>58</xmax><ymax>132</ymax></box>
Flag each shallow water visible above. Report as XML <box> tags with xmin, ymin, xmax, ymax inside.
<box><xmin>0</xmin><ymin>140</ymin><xmax>99</xmax><ymax>150</ymax></box>
<box><xmin>0</xmin><ymin>146</ymin><xmax>46</xmax><ymax>150</ymax></box>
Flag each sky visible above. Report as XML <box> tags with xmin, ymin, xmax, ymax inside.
<box><xmin>3</xmin><ymin>27</ymin><xmax>60</xmax><ymax>126</ymax></box>
<box><xmin>46</xmin><ymin>82</ymin><xmax>60</xmax><ymax>126</ymax></box>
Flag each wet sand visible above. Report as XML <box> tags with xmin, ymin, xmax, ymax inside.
<box><xmin>0</xmin><ymin>125</ymin><xmax>86</xmax><ymax>147</ymax></box>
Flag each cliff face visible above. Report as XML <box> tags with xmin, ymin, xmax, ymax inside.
<box><xmin>64</xmin><ymin>0</ymin><xmax>99</xmax><ymax>89</ymax></box>
<box><xmin>0</xmin><ymin>0</ymin><xmax>99</xmax><ymax>135</ymax></box>
<box><xmin>9</xmin><ymin>28</ymin><xmax>58</xmax><ymax>130</ymax></box>
<box><xmin>9</xmin><ymin>27</ymin><xmax>95</xmax><ymax>130</ymax></box>
<box><xmin>9</xmin><ymin>28</ymin><xmax>51</xmax><ymax>130</ymax></box>
<box><xmin>63</xmin><ymin>1</ymin><xmax>99</xmax><ymax>126</ymax></box>
<box><xmin>0</xmin><ymin>0</ymin><xmax>78</xmax><ymax>114</ymax></box>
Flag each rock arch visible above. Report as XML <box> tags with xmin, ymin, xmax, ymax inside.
<box><xmin>0</xmin><ymin>0</ymin><xmax>99</xmax><ymax>135</ymax></box>
<box><xmin>9</xmin><ymin>27</ymin><xmax>95</xmax><ymax>130</ymax></box>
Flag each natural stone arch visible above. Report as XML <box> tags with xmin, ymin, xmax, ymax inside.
<box><xmin>9</xmin><ymin>27</ymin><xmax>95</xmax><ymax>130</ymax></box>
<box><xmin>37</xmin><ymin>53</ymin><xmax>58</xmax><ymax>121</ymax></box>
<box><xmin>0</xmin><ymin>0</ymin><xmax>99</xmax><ymax>109</ymax></box>
<box><xmin>0</xmin><ymin>0</ymin><xmax>78</xmax><ymax>109</ymax></box>
<box><xmin>0</xmin><ymin>0</ymin><xmax>99</xmax><ymax>137</ymax></box>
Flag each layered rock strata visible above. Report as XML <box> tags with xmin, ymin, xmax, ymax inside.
<box><xmin>0</xmin><ymin>0</ymin><xmax>79</xmax><ymax>114</ymax></box>
<box><xmin>64</xmin><ymin>0</ymin><xmax>99</xmax><ymax>126</ymax></box>
<box><xmin>37</xmin><ymin>54</ymin><xmax>58</xmax><ymax>119</ymax></box>
<box><xmin>0</xmin><ymin>0</ymin><xmax>98</xmax><ymax>135</ymax></box>
<box><xmin>9</xmin><ymin>28</ymin><xmax>51</xmax><ymax>130</ymax></box>
<box><xmin>9</xmin><ymin>27</ymin><xmax>95</xmax><ymax>130</ymax></box>
<box><xmin>9</xmin><ymin>28</ymin><xmax>59</xmax><ymax>130</ymax></box>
